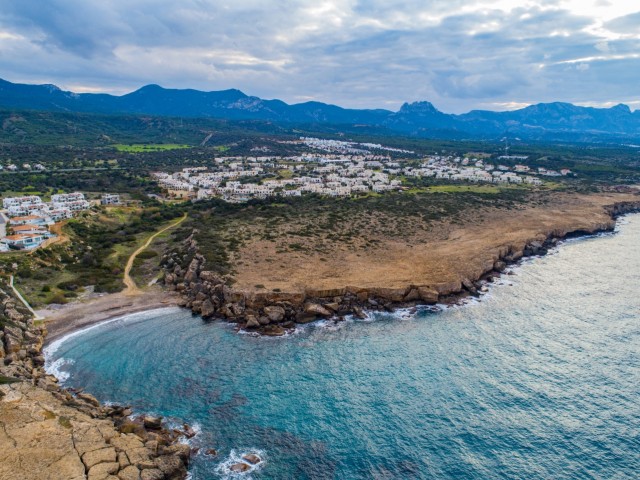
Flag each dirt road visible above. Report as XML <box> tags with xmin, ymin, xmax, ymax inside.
<box><xmin>123</xmin><ymin>213</ymin><xmax>187</xmax><ymax>295</ymax></box>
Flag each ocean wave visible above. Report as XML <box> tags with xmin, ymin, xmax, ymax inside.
<box><xmin>44</xmin><ymin>356</ymin><xmax>75</xmax><ymax>382</ymax></box>
<box><xmin>214</xmin><ymin>448</ymin><xmax>266</xmax><ymax>479</ymax></box>
<box><xmin>43</xmin><ymin>306</ymin><xmax>182</xmax><ymax>381</ymax></box>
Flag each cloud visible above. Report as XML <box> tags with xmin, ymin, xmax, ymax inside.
<box><xmin>0</xmin><ymin>1</ymin><xmax>638</xmax><ymax>112</ymax></box>
<box><xmin>604</xmin><ymin>11</ymin><xmax>640</xmax><ymax>35</ymax></box>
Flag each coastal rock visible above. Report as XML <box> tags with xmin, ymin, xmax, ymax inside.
<box><xmin>87</xmin><ymin>461</ymin><xmax>119</xmax><ymax>479</ymax></box>
<box><xmin>230</xmin><ymin>463</ymin><xmax>251</xmax><ymax>473</ymax></box>
<box><xmin>295</xmin><ymin>312</ymin><xmax>317</xmax><ymax>324</ymax></box>
<box><xmin>461</xmin><ymin>278</ymin><xmax>477</xmax><ymax>295</ymax></box>
<box><xmin>404</xmin><ymin>288</ymin><xmax>421</xmax><ymax>302</ymax></box>
<box><xmin>140</xmin><ymin>469</ymin><xmax>164</xmax><ymax>480</ymax></box>
<box><xmin>77</xmin><ymin>392</ymin><xmax>101</xmax><ymax>407</ymax></box>
<box><xmin>143</xmin><ymin>416</ymin><xmax>163</xmax><ymax>430</ymax></box>
<box><xmin>117</xmin><ymin>465</ymin><xmax>140</xmax><ymax>480</ymax></box>
<box><xmin>494</xmin><ymin>260</ymin><xmax>507</xmax><ymax>272</ymax></box>
<box><xmin>324</xmin><ymin>302</ymin><xmax>340</xmax><ymax>312</ymax></box>
<box><xmin>82</xmin><ymin>447</ymin><xmax>117</xmax><ymax>470</ymax></box>
<box><xmin>353</xmin><ymin>307</ymin><xmax>367</xmax><ymax>319</ymax></box>
<box><xmin>304</xmin><ymin>303</ymin><xmax>332</xmax><ymax>317</ymax></box>
<box><xmin>200</xmin><ymin>299</ymin><xmax>215</xmax><ymax>318</ymax></box>
<box><xmin>242</xmin><ymin>453</ymin><xmax>261</xmax><ymax>465</ymax></box>
<box><xmin>199</xmin><ymin>271</ymin><xmax>222</xmax><ymax>284</ymax></box>
<box><xmin>432</xmin><ymin>280</ymin><xmax>462</xmax><ymax>295</ymax></box>
<box><xmin>155</xmin><ymin>454</ymin><xmax>187</xmax><ymax>478</ymax></box>
<box><xmin>248</xmin><ymin>291</ymin><xmax>305</xmax><ymax>308</ymax></box>
<box><xmin>305</xmin><ymin>287</ymin><xmax>346</xmax><ymax>298</ymax></box>
<box><xmin>264</xmin><ymin>306</ymin><xmax>285</xmax><ymax>323</ymax></box>
<box><xmin>245</xmin><ymin>315</ymin><xmax>260</xmax><ymax>329</ymax></box>
<box><xmin>417</xmin><ymin>287</ymin><xmax>439</xmax><ymax>304</ymax></box>
<box><xmin>369</xmin><ymin>287</ymin><xmax>407</xmax><ymax>303</ymax></box>
<box><xmin>262</xmin><ymin>325</ymin><xmax>286</xmax><ymax>336</ymax></box>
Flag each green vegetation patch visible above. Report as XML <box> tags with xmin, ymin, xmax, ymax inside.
<box><xmin>112</xmin><ymin>143</ymin><xmax>192</xmax><ymax>152</ymax></box>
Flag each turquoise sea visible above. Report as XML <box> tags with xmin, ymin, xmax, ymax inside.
<box><xmin>46</xmin><ymin>215</ymin><xmax>640</xmax><ymax>479</ymax></box>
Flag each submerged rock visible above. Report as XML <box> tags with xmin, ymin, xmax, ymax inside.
<box><xmin>230</xmin><ymin>462</ymin><xmax>251</xmax><ymax>473</ymax></box>
<box><xmin>242</xmin><ymin>453</ymin><xmax>261</xmax><ymax>464</ymax></box>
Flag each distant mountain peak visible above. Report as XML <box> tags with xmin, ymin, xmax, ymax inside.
<box><xmin>398</xmin><ymin>101</ymin><xmax>441</xmax><ymax>115</ymax></box>
<box><xmin>611</xmin><ymin>103</ymin><xmax>631</xmax><ymax>113</ymax></box>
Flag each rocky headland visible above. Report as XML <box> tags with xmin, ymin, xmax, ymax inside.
<box><xmin>0</xmin><ymin>285</ymin><xmax>190</xmax><ymax>480</ymax></box>
<box><xmin>162</xmin><ymin>196</ymin><xmax>640</xmax><ymax>336</ymax></box>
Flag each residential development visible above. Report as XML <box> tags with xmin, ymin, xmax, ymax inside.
<box><xmin>151</xmin><ymin>137</ymin><xmax>568</xmax><ymax>203</ymax></box>
<box><xmin>0</xmin><ymin>192</ymin><xmax>92</xmax><ymax>251</ymax></box>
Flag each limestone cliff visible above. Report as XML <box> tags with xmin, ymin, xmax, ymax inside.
<box><xmin>0</xmin><ymin>284</ymin><xmax>190</xmax><ymax>480</ymax></box>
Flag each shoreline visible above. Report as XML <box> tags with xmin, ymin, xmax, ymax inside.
<box><xmin>166</xmin><ymin>200</ymin><xmax>640</xmax><ymax>336</ymax></box>
<box><xmin>42</xmin><ymin>288</ymin><xmax>181</xmax><ymax>345</ymax></box>
<box><xmin>39</xmin><ymin>201</ymin><xmax>640</xmax><ymax>344</ymax></box>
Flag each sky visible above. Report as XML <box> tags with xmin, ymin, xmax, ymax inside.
<box><xmin>0</xmin><ymin>0</ymin><xmax>639</xmax><ymax>113</ymax></box>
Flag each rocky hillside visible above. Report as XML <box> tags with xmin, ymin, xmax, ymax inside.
<box><xmin>0</xmin><ymin>283</ymin><xmax>190</xmax><ymax>480</ymax></box>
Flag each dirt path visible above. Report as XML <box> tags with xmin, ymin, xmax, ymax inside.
<box><xmin>123</xmin><ymin>213</ymin><xmax>187</xmax><ymax>295</ymax></box>
<box><xmin>36</xmin><ymin>221</ymin><xmax>70</xmax><ymax>250</ymax></box>
<box><xmin>9</xmin><ymin>275</ymin><xmax>43</xmax><ymax>320</ymax></box>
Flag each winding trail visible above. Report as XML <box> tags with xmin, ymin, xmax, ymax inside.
<box><xmin>123</xmin><ymin>213</ymin><xmax>187</xmax><ymax>296</ymax></box>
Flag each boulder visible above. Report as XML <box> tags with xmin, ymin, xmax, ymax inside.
<box><xmin>352</xmin><ymin>306</ymin><xmax>367</xmax><ymax>319</ymax></box>
<box><xmin>117</xmin><ymin>465</ymin><xmax>140</xmax><ymax>480</ymax></box>
<box><xmin>248</xmin><ymin>291</ymin><xmax>306</xmax><ymax>308</ymax></box>
<box><xmin>404</xmin><ymin>288</ymin><xmax>421</xmax><ymax>302</ymax></box>
<box><xmin>262</xmin><ymin>325</ymin><xmax>286</xmax><ymax>336</ymax></box>
<box><xmin>199</xmin><ymin>271</ymin><xmax>222</xmax><ymax>284</ymax></box>
<box><xmin>258</xmin><ymin>316</ymin><xmax>271</xmax><ymax>326</ymax></box>
<box><xmin>230</xmin><ymin>463</ymin><xmax>251</xmax><ymax>473</ymax></box>
<box><xmin>201</xmin><ymin>299</ymin><xmax>215</xmax><ymax>318</ymax></box>
<box><xmin>242</xmin><ymin>453</ymin><xmax>261</xmax><ymax>465</ymax></box>
<box><xmin>432</xmin><ymin>280</ymin><xmax>462</xmax><ymax>295</ymax></box>
<box><xmin>264</xmin><ymin>306</ymin><xmax>285</xmax><ymax>323</ymax></box>
<box><xmin>295</xmin><ymin>312</ymin><xmax>317</xmax><ymax>324</ymax></box>
<box><xmin>245</xmin><ymin>315</ymin><xmax>260</xmax><ymax>329</ymax></box>
<box><xmin>304</xmin><ymin>303</ymin><xmax>332</xmax><ymax>317</ymax></box>
<box><xmin>143</xmin><ymin>416</ymin><xmax>163</xmax><ymax>430</ymax></box>
<box><xmin>461</xmin><ymin>278</ymin><xmax>477</xmax><ymax>294</ymax></box>
<box><xmin>87</xmin><ymin>462</ymin><xmax>119</xmax><ymax>480</ymax></box>
<box><xmin>324</xmin><ymin>302</ymin><xmax>340</xmax><ymax>312</ymax></box>
<box><xmin>417</xmin><ymin>287</ymin><xmax>439</xmax><ymax>304</ymax></box>
<box><xmin>369</xmin><ymin>287</ymin><xmax>407</xmax><ymax>303</ymax></box>
<box><xmin>154</xmin><ymin>454</ymin><xmax>187</xmax><ymax>478</ymax></box>
<box><xmin>77</xmin><ymin>392</ymin><xmax>101</xmax><ymax>407</ymax></box>
<box><xmin>140</xmin><ymin>469</ymin><xmax>164</xmax><ymax>480</ymax></box>
<box><xmin>494</xmin><ymin>260</ymin><xmax>507</xmax><ymax>272</ymax></box>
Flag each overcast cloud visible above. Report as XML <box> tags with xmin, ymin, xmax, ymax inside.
<box><xmin>0</xmin><ymin>0</ymin><xmax>638</xmax><ymax>112</ymax></box>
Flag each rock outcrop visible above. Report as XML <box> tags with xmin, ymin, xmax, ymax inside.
<box><xmin>0</xmin><ymin>284</ymin><xmax>190</xmax><ymax>480</ymax></box>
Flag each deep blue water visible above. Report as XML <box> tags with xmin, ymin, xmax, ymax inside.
<box><xmin>46</xmin><ymin>215</ymin><xmax>640</xmax><ymax>479</ymax></box>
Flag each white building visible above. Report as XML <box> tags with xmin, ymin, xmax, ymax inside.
<box><xmin>101</xmin><ymin>194</ymin><xmax>121</xmax><ymax>205</ymax></box>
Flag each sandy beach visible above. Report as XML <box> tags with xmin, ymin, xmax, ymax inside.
<box><xmin>40</xmin><ymin>287</ymin><xmax>182</xmax><ymax>344</ymax></box>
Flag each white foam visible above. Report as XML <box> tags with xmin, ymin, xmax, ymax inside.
<box><xmin>214</xmin><ymin>448</ymin><xmax>266</xmax><ymax>479</ymax></box>
<box><xmin>44</xmin><ymin>356</ymin><xmax>75</xmax><ymax>382</ymax></box>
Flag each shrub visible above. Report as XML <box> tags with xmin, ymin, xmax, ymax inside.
<box><xmin>46</xmin><ymin>292</ymin><xmax>68</xmax><ymax>305</ymax></box>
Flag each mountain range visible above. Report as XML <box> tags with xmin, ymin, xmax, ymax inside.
<box><xmin>1</xmin><ymin>78</ymin><xmax>639</xmax><ymax>142</ymax></box>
